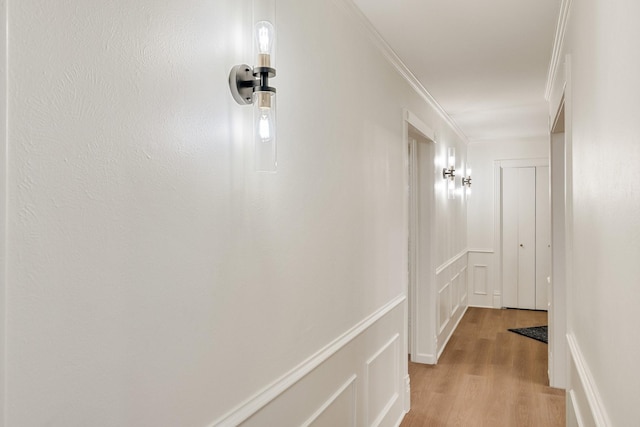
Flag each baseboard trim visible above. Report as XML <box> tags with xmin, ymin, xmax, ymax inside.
<box><xmin>411</xmin><ymin>352</ymin><xmax>436</xmax><ymax>365</ymax></box>
<box><xmin>567</xmin><ymin>333</ymin><xmax>611</xmax><ymax>427</ymax></box>
<box><xmin>467</xmin><ymin>303</ymin><xmax>495</xmax><ymax>309</ymax></box>
<box><xmin>210</xmin><ymin>295</ymin><xmax>406</xmax><ymax>426</ymax></box>
<box><xmin>403</xmin><ymin>374</ymin><xmax>410</xmax><ymax>413</ymax></box>
<box><xmin>437</xmin><ymin>305</ymin><xmax>468</xmax><ymax>360</ymax></box>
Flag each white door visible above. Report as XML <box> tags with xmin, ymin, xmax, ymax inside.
<box><xmin>502</xmin><ymin>167</ymin><xmax>536</xmax><ymax>309</ymax></box>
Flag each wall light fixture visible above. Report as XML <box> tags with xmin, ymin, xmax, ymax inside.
<box><xmin>442</xmin><ymin>147</ymin><xmax>456</xmax><ymax>180</ymax></box>
<box><xmin>462</xmin><ymin>165</ymin><xmax>472</xmax><ymax>196</ymax></box>
<box><xmin>229</xmin><ymin>18</ymin><xmax>277</xmax><ymax>172</ymax></box>
<box><xmin>442</xmin><ymin>147</ymin><xmax>456</xmax><ymax>199</ymax></box>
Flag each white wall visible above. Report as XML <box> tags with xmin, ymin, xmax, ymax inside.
<box><xmin>548</xmin><ymin>0</ymin><xmax>640</xmax><ymax>425</ymax></box>
<box><xmin>2</xmin><ymin>0</ymin><xmax>467</xmax><ymax>425</ymax></box>
<box><xmin>466</xmin><ymin>137</ymin><xmax>548</xmax><ymax>307</ymax></box>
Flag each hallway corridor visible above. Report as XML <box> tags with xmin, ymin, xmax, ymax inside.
<box><xmin>402</xmin><ymin>308</ymin><xmax>565</xmax><ymax>426</ymax></box>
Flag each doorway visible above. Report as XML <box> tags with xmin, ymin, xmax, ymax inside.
<box><xmin>404</xmin><ymin>111</ymin><xmax>437</xmax><ymax>366</ymax></box>
<box><xmin>549</xmin><ymin>99</ymin><xmax>567</xmax><ymax>389</ymax></box>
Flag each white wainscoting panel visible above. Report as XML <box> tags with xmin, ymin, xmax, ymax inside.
<box><xmin>451</xmin><ymin>273</ymin><xmax>460</xmax><ymax>315</ymax></box>
<box><xmin>467</xmin><ymin>251</ymin><xmax>495</xmax><ymax>308</ymax></box>
<box><xmin>473</xmin><ymin>265</ymin><xmax>488</xmax><ymax>295</ymax></box>
<box><xmin>220</xmin><ymin>297</ymin><xmax>407</xmax><ymax>427</ymax></box>
<box><xmin>438</xmin><ymin>283</ymin><xmax>451</xmax><ymax>334</ymax></box>
<box><xmin>304</xmin><ymin>375</ymin><xmax>357</xmax><ymax>427</ymax></box>
<box><xmin>435</xmin><ymin>251</ymin><xmax>469</xmax><ymax>360</ymax></box>
<box><xmin>460</xmin><ymin>266</ymin><xmax>468</xmax><ymax>304</ymax></box>
<box><xmin>365</xmin><ymin>334</ymin><xmax>400</xmax><ymax>427</ymax></box>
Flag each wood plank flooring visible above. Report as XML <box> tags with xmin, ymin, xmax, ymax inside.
<box><xmin>401</xmin><ymin>307</ymin><xmax>565</xmax><ymax>427</ymax></box>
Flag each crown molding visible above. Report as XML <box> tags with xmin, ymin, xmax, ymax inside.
<box><xmin>545</xmin><ymin>0</ymin><xmax>572</xmax><ymax>100</ymax></box>
<box><xmin>334</xmin><ymin>0</ymin><xmax>469</xmax><ymax>145</ymax></box>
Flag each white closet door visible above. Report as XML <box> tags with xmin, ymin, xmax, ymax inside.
<box><xmin>502</xmin><ymin>168</ymin><xmax>520</xmax><ymax>308</ymax></box>
<box><xmin>536</xmin><ymin>166</ymin><xmax>551</xmax><ymax>310</ymax></box>
<box><xmin>517</xmin><ymin>167</ymin><xmax>536</xmax><ymax>309</ymax></box>
<box><xmin>502</xmin><ymin>167</ymin><xmax>536</xmax><ymax>309</ymax></box>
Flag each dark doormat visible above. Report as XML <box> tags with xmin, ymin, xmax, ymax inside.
<box><xmin>508</xmin><ymin>325</ymin><xmax>548</xmax><ymax>344</ymax></box>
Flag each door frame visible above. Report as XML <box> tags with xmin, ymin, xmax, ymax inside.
<box><xmin>403</xmin><ymin>109</ymin><xmax>437</xmax><ymax>366</ymax></box>
<box><xmin>493</xmin><ymin>158</ymin><xmax>549</xmax><ymax>309</ymax></box>
<box><xmin>548</xmin><ymin>80</ymin><xmax>569</xmax><ymax>389</ymax></box>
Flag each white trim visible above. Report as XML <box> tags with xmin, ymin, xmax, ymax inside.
<box><xmin>393</xmin><ymin>409</ymin><xmax>407</xmax><ymax>427</ymax></box>
<box><xmin>335</xmin><ymin>0</ymin><xmax>468</xmax><ymax>144</ymax></box>
<box><xmin>550</xmin><ymin>91</ymin><xmax>566</xmax><ymax>133</ymax></box>
<box><xmin>545</xmin><ymin>0</ymin><xmax>572</xmax><ymax>100</ymax></box>
<box><xmin>210</xmin><ymin>295</ymin><xmax>406</xmax><ymax>427</ymax></box>
<box><xmin>404</xmin><ymin>114</ymin><xmax>438</xmax><ymax>368</ymax></box>
<box><xmin>567</xmin><ymin>333</ymin><xmax>612</xmax><ymax>427</ymax></box>
<box><xmin>402</xmin><ymin>374</ymin><xmax>410</xmax><ymax>414</ymax></box>
<box><xmin>301</xmin><ymin>375</ymin><xmax>357</xmax><ymax>427</ymax></box>
<box><xmin>496</xmin><ymin>158</ymin><xmax>549</xmax><ymax>169</ymax></box>
<box><xmin>365</xmin><ymin>333</ymin><xmax>400</xmax><ymax>427</ymax></box>
<box><xmin>568</xmin><ymin>390</ymin><xmax>585</xmax><ymax>427</ymax></box>
<box><xmin>468</xmin><ymin>248</ymin><xmax>494</xmax><ymax>254</ymax></box>
<box><xmin>437</xmin><ymin>306</ymin><xmax>468</xmax><ymax>360</ymax></box>
<box><xmin>435</xmin><ymin>249</ymin><xmax>467</xmax><ymax>275</ymax></box>
<box><xmin>404</xmin><ymin>110</ymin><xmax>435</xmax><ymax>142</ymax></box>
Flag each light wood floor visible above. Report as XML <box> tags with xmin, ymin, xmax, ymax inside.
<box><xmin>401</xmin><ymin>307</ymin><xmax>565</xmax><ymax>427</ymax></box>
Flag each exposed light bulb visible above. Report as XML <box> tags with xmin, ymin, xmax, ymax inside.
<box><xmin>256</xmin><ymin>21</ymin><xmax>274</xmax><ymax>53</ymax></box>
<box><xmin>253</xmin><ymin>90</ymin><xmax>277</xmax><ymax>172</ymax></box>
<box><xmin>447</xmin><ymin>147</ymin><xmax>456</xmax><ymax>169</ymax></box>
<box><xmin>258</xmin><ymin>109</ymin><xmax>273</xmax><ymax>142</ymax></box>
<box><xmin>255</xmin><ymin>21</ymin><xmax>275</xmax><ymax>67</ymax></box>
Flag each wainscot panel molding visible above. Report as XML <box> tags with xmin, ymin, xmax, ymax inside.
<box><xmin>365</xmin><ymin>334</ymin><xmax>400</xmax><ymax>427</ymax></box>
<box><xmin>435</xmin><ymin>252</ymin><xmax>469</xmax><ymax>359</ymax></box>
<box><xmin>472</xmin><ymin>265</ymin><xmax>488</xmax><ymax>296</ymax></box>
<box><xmin>467</xmin><ymin>251</ymin><xmax>495</xmax><ymax>308</ymax></box>
<box><xmin>301</xmin><ymin>375</ymin><xmax>357</xmax><ymax>427</ymax></box>
<box><xmin>212</xmin><ymin>296</ymin><xmax>406</xmax><ymax>427</ymax></box>
<box><xmin>566</xmin><ymin>333</ymin><xmax>612</xmax><ymax>427</ymax></box>
<box><xmin>335</xmin><ymin>0</ymin><xmax>469</xmax><ymax>144</ymax></box>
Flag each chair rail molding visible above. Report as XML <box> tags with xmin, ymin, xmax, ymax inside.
<box><xmin>211</xmin><ymin>295</ymin><xmax>406</xmax><ymax>426</ymax></box>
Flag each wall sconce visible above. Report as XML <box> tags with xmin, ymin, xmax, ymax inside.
<box><xmin>229</xmin><ymin>19</ymin><xmax>277</xmax><ymax>172</ymax></box>
<box><xmin>442</xmin><ymin>147</ymin><xmax>456</xmax><ymax>180</ymax></box>
<box><xmin>442</xmin><ymin>147</ymin><xmax>456</xmax><ymax>199</ymax></box>
<box><xmin>462</xmin><ymin>166</ymin><xmax>472</xmax><ymax>198</ymax></box>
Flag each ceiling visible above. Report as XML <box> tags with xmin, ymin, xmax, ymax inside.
<box><xmin>351</xmin><ymin>0</ymin><xmax>561</xmax><ymax>142</ymax></box>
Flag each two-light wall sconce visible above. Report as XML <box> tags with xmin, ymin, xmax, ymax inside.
<box><xmin>462</xmin><ymin>167</ymin><xmax>472</xmax><ymax>198</ymax></box>
<box><xmin>441</xmin><ymin>147</ymin><xmax>473</xmax><ymax>199</ymax></box>
<box><xmin>229</xmin><ymin>14</ymin><xmax>277</xmax><ymax>172</ymax></box>
<box><xmin>442</xmin><ymin>148</ymin><xmax>457</xmax><ymax>199</ymax></box>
